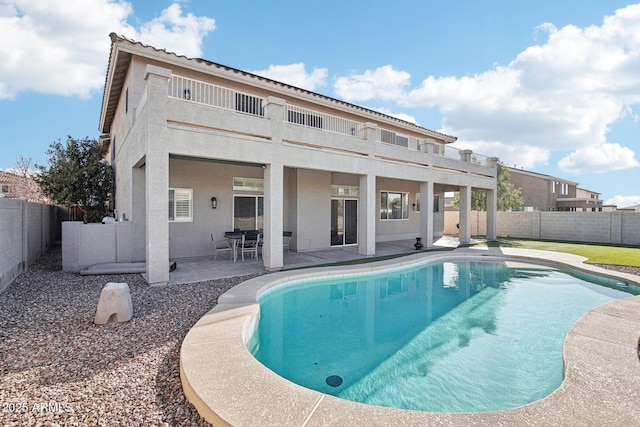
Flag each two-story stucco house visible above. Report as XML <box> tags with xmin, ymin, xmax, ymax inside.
<box><xmin>507</xmin><ymin>167</ymin><xmax>603</xmax><ymax>212</ymax></box>
<box><xmin>99</xmin><ymin>33</ymin><xmax>498</xmax><ymax>286</ymax></box>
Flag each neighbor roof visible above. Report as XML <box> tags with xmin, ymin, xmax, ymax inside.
<box><xmin>99</xmin><ymin>33</ymin><xmax>457</xmax><ymax>144</ymax></box>
<box><xmin>507</xmin><ymin>166</ymin><xmax>579</xmax><ymax>186</ymax></box>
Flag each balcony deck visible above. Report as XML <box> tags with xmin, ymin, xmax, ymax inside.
<box><xmin>167</xmin><ymin>74</ymin><xmax>496</xmax><ymax>170</ymax></box>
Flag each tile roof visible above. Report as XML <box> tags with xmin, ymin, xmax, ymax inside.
<box><xmin>100</xmin><ymin>33</ymin><xmax>457</xmax><ymax>143</ymax></box>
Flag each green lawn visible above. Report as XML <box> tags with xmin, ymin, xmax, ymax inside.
<box><xmin>479</xmin><ymin>238</ymin><xmax>640</xmax><ymax>267</ymax></box>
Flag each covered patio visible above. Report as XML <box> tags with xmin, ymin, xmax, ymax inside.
<box><xmin>166</xmin><ymin>236</ymin><xmax>469</xmax><ymax>285</ymax></box>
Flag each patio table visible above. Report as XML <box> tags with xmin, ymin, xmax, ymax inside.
<box><xmin>224</xmin><ymin>233</ymin><xmax>243</xmax><ymax>263</ymax></box>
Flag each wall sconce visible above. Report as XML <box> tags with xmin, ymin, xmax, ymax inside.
<box><xmin>412</xmin><ymin>203</ymin><xmax>416</xmax><ymax>211</ymax></box>
<box><xmin>211</xmin><ymin>197</ymin><xmax>217</xmax><ymax>209</ymax></box>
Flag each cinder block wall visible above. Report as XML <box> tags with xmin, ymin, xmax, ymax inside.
<box><xmin>0</xmin><ymin>199</ymin><xmax>67</xmax><ymax>292</ymax></box>
<box><xmin>444</xmin><ymin>211</ymin><xmax>640</xmax><ymax>245</ymax></box>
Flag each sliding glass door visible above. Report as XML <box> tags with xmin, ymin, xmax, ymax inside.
<box><xmin>331</xmin><ymin>198</ymin><xmax>357</xmax><ymax>246</ymax></box>
<box><xmin>233</xmin><ymin>195</ymin><xmax>263</xmax><ymax>230</ymax></box>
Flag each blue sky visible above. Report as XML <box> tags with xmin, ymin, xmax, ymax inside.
<box><xmin>1</xmin><ymin>0</ymin><xmax>639</xmax><ymax>207</ymax></box>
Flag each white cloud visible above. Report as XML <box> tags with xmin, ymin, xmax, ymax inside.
<box><xmin>334</xmin><ymin>65</ymin><xmax>411</xmax><ymax>102</ymax></box>
<box><xmin>605</xmin><ymin>194</ymin><xmax>640</xmax><ymax>208</ymax></box>
<box><xmin>0</xmin><ymin>1</ymin><xmax>214</xmax><ymax>100</ymax></box>
<box><xmin>448</xmin><ymin>138</ymin><xmax>550</xmax><ymax>170</ymax></box>
<box><xmin>333</xmin><ymin>4</ymin><xmax>640</xmax><ymax>175</ymax></box>
<box><xmin>250</xmin><ymin>63</ymin><xmax>327</xmax><ymax>92</ymax></box>
<box><xmin>137</xmin><ymin>3</ymin><xmax>215</xmax><ymax>58</ymax></box>
<box><xmin>558</xmin><ymin>142</ymin><xmax>639</xmax><ymax>174</ymax></box>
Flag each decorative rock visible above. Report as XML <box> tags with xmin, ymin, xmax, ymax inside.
<box><xmin>94</xmin><ymin>282</ymin><xmax>133</xmax><ymax>324</ymax></box>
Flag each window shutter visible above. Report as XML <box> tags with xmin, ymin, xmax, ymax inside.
<box><xmin>168</xmin><ymin>189</ymin><xmax>175</xmax><ymax>221</ymax></box>
<box><xmin>175</xmin><ymin>189</ymin><xmax>192</xmax><ymax>220</ymax></box>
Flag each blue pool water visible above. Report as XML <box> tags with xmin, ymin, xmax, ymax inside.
<box><xmin>252</xmin><ymin>259</ymin><xmax>637</xmax><ymax>412</ymax></box>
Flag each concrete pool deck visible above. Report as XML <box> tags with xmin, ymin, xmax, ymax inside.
<box><xmin>180</xmin><ymin>246</ymin><xmax>640</xmax><ymax>426</ymax></box>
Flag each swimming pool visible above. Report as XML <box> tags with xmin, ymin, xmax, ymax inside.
<box><xmin>253</xmin><ymin>258</ymin><xmax>637</xmax><ymax>412</ymax></box>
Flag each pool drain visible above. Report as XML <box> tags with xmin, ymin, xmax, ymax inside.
<box><xmin>326</xmin><ymin>375</ymin><xmax>343</xmax><ymax>387</ymax></box>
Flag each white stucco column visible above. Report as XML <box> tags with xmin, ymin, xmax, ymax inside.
<box><xmin>420</xmin><ymin>181</ymin><xmax>434</xmax><ymax>248</ymax></box>
<box><xmin>143</xmin><ymin>64</ymin><xmax>171</xmax><ymax>285</ymax></box>
<box><xmin>459</xmin><ymin>185</ymin><xmax>472</xmax><ymax>246</ymax></box>
<box><xmin>486</xmin><ymin>189</ymin><xmax>497</xmax><ymax>241</ymax></box>
<box><xmin>485</xmin><ymin>157</ymin><xmax>499</xmax><ymax>241</ymax></box>
<box><xmin>359</xmin><ymin>173</ymin><xmax>376</xmax><ymax>256</ymax></box>
<box><xmin>263</xmin><ymin>96</ymin><xmax>286</xmax><ymax>121</ymax></box>
<box><xmin>263</xmin><ymin>162</ymin><xmax>284</xmax><ymax>270</ymax></box>
<box><xmin>262</xmin><ymin>96</ymin><xmax>285</xmax><ymax>270</ymax></box>
<box><xmin>144</xmin><ymin>153</ymin><xmax>169</xmax><ymax>285</ymax></box>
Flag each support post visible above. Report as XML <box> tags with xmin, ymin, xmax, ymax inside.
<box><xmin>263</xmin><ymin>162</ymin><xmax>284</xmax><ymax>271</ymax></box>
<box><xmin>459</xmin><ymin>185</ymin><xmax>472</xmax><ymax>245</ymax></box>
<box><xmin>143</xmin><ymin>65</ymin><xmax>171</xmax><ymax>286</ymax></box>
<box><xmin>359</xmin><ymin>173</ymin><xmax>376</xmax><ymax>256</ymax></box>
<box><xmin>420</xmin><ymin>181</ymin><xmax>434</xmax><ymax>248</ymax></box>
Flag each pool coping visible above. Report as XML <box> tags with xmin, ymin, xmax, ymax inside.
<box><xmin>180</xmin><ymin>247</ymin><xmax>640</xmax><ymax>426</ymax></box>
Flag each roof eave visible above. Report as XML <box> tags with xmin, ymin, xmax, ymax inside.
<box><xmin>99</xmin><ymin>33</ymin><xmax>457</xmax><ymax>142</ymax></box>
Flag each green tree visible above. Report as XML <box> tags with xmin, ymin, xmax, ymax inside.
<box><xmin>36</xmin><ymin>136</ymin><xmax>113</xmax><ymax>223</ymax></box>
<box><xmin>453</xmin><ymin>163</ymin><xmax>523</xmax><ymax>211</ymax></box>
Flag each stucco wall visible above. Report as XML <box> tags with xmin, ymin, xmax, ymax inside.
<box><xmin>444</xmin><ymin>210</ymin><xmax>640</xmax><ymax>245</ymax></box>
<box><xmin>0</xmin><ymin>199</ymin><xmax>65</xmax><ymax>292</ymax></box>
<box><xmin>62</xmin><ymin>221</ymin><xmax>137</xmax><ymax>272</ymax></box>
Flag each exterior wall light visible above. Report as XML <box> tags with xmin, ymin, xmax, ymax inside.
<box><xmin>211</xmin><ymin>197</ymin><xmax>217</xmax><ymax>209</ymax></box>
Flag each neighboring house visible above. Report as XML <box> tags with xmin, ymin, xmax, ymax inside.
<box><xmin>618</xmin><ymin>203</ymin><xmax>640</xmax><ymax>212</ymax></box>
<box><xmin>572</xmin><ymin>187</ymin><xmax>604</xmax><ymax>212</ymax></box>
<box><xmin>99</xmin><ymin>33</ymin><xmax>498</xmax><ymax>285</ymax></box>
<box><xmin>600</xmin><ymin>205</ymin><xmax>618</xmax><ymax>212</ymax></box>
<box><xmin>507</xmin><ymin>168</ymin><xmax>603</xmax><ymax>212</ymax></box>
<box><xmin>0</xmin><ymin>170</ymin><xmax>44</xmax><ymax>202</ymax></box>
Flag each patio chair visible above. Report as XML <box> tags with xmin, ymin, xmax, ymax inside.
<box><xmin>240</xmin><ymin>231</ymin><xmax>259</xmax><ymax>262</ymax></box>
<box><xmin>283</xmin><ymin>231</ymin><xmax>293</xmax><ymax>252</ymax></box>
<box><xmin>211</xmin><ymin>234</ymin><xmax>233</xmax><ymax>261</ymax></box>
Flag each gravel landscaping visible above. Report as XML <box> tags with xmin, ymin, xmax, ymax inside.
<box><xmin>0</xmin><ymin>245</ymin><xmax>262</xmax><ymax>426</ymax></box>
<box><xmin>1</xmin><ymin>246</ymin><xmax>638</xmax><ymax>426</ymax></box>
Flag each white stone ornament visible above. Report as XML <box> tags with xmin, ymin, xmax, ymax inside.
<box><xmin>94</xmin><ymin>282</ymin><xmax>133</xmax><ymax>324</ymax></box>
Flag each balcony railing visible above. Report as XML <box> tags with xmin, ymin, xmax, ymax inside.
<box><xmin>169</xmin><ymin>75</ymin><xmax>265</xmax><ymax>117</ymax></box>
<box><xmin>167</xmin><ymin>75</ymin><xmax>494</xmax><ymax>165</ymax></box>
<box><xmin>442</xmin><ymin>145</ymin><xmax>492</xmax><ymax>166</ymax></box>
<box><xmin>284</xmin><ymin>104</ymin><xmax>364</xmax><ymax>138</ymax></box>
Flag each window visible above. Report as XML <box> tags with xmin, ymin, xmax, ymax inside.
<box><xmin>380</xmin><ymin>191</ymin><xmax>409</xmax><ymax>220</ymax></box>
<box><xmin>560</xmin><ymin>183</ymin><xmax>569</xmax><ymax>195</ymax></box>
<box><xmin>233</xmin><ymin>177</ymin><xmax>264</xmax><ymax>192</ymax></box>
<box><xmin>331</xmin><ymin>185</ymin><xmax>359</xmax><ymax>197</ymax></box>
<box><xmin>551</xmin><ymin>181</ymin><xmax>556</xmax><ymax>193</ymax></box>
<box><xmin>168</xmin><ymin>188</ymin><xmax>193</xmax><ymax>222</ymax></box>
<box><xmin>1</xmin><ymin>184</ymin><xmax>10</xmax><ymax>194</ymax></box>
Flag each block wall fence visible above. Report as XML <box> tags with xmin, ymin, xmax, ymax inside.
<box><xmin>0</xmin><ymin>198</ymin><xmax>67</xmax><ymax>292</ymax></box>
<box><xmin>4</xmin><ymin>203</ymin><xmax>638</xmax><ymax>292</ymax></box>
<box><xmin>445</xmin><ymin>211</ymin><xmax>640</xmax><ymax>245</ymax></box>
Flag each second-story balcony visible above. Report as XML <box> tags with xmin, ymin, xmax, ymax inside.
<box><xmin>167</xmin><ymin>74</ymin><xmax>496</xmax><ymax>172</ymax></box>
